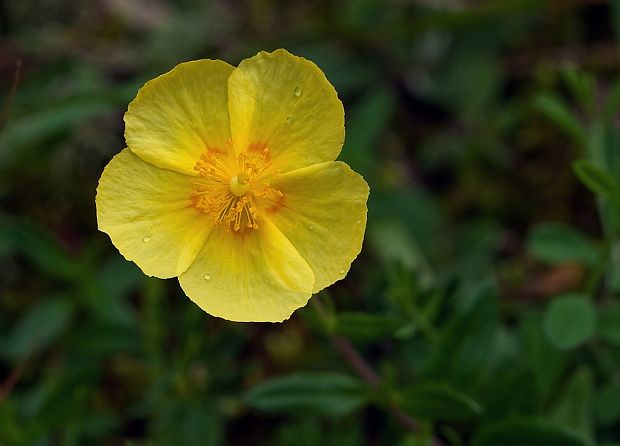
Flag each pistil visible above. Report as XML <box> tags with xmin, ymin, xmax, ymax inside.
<box><xmin>229</xmin><ymin>172</ymin><xmax>251</xmax><ymax>196</ymax></box>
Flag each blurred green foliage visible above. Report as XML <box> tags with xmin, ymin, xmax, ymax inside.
<box><xmin>2</xmin><ymin>0</ymin><xmax>620</xmax><ymax>444</ymax></box>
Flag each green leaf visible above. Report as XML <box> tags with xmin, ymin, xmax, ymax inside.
<box><xmin>561</xmin><ymin>65</ymin><xmax>596</xmax><ymax>112</ymax></box>
<box><xmin>481</xmin><ymin>368</ymin><xmax>537</xmax><ymax>419</ymax></box>
<box><xmin>153</xmin><ymin>405</ymin><xmax>222</xmax><ymax>446</ymax></box>
<box><xmin>68</xmin><ymin>324</ymin><xmax>140</xmax><ymax>356</ymax></box>
<box><xmin>573</xmin><ymin>159</ymin><xmax>620</xmax><ymax>206</ymax></box>
<box><xmin>0</xmin><ymin>96</ymin><xmax>117</xmax><ymax>167</ymax></box>
<box><xmin>369</xmin><ymin>187</ymin><xmax>445</xmax><ymax>263</ymax></box>
<box><xmin>0</xmin><ymin>402</ymin><xmax>31</xmax><ymax>445</ymax></box>
<box><xmin>336</xmin><ymin>312</ymin><xmax>401</xmax><ymax>342</ymax></box>
<box><xmin>543</xmin><ymin>294</ymin><xmax>597</xmax><ymax>350</ymax></box>
<box><xmin>533</xmin><ymin>93</ymin><xmax>586</xmax><ymax>145</ymax></box>
<box><xmin>521</xmin><ymin>312</ymin><xmax>568</xmax><ymax>407</ymax></box>
<box><xmin>421</xmin><ymin>279</ymin><xmax>498</xmax><ymax>385</ymax></box>
<box><xmin>244</xmin><ymin>372</ymin><xmax>368</xmax><ymax>417</ymax></box>
<box><xmin>454</xmin><ymin>220</ymin><xmax>504</xmax><ymax>278</ymax></box>
<box><xmin>597</xmin><ymin>301</ymin><xmax>620</xmax><ymax>346</ymax></box>
<box><xmin>80</xmin><ymin>257</ymin><xmax>141</xmax><ymax>328</ymax></box>
<box><xmin>0</xmin><ymin>218</ymin><xmax>83</xmax><ymax>281</ymax></box>
<box><xmin>549</xmin><ymin>367</ymin><xmax>593</xmax><ymax>437</ymax></box>
<box><xmin>368</xmin><ymin>219</ymin><xmax>434</xmax><ymax>287</ymax></box>
<box><xmin>527</xmin><ymin>222</ymin><xmax>599</xmax><ymax>267</ymax></box>
<box><xmin>400</xmin><ymin>382</ymin><xmax>483</xmax><ymax>421</ymax></box>
<box><xmin>1</xmin><ymin>296</ymin><xmax>74</xmax><ymax>362</ymax></box>
<box><xmin>595</xmin><ymin>382</ymin><xmax>620</xmax><ymax>427</ymax></box>
<box><xmin>472</xmin><ymin>418</ymin><xmax>593</xmax><ymax>446</ymax></box>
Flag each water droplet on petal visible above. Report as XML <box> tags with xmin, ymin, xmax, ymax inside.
<box><xmin>142</xmin><ymin>236</ymin><xmax>151</xmax><ymax>243</ymax></box>
<box><xmin>129</xmin><ymin>209</ymin><xmax>135</xmax><ymax>214</ymax></box>
<box><xmin>356</xmin><ymin>218</ymin><xmax>361</xmax><ymax>225</ymax></box>
<box><xmin>309</xmin><ymin>224</ymin><xmax>314</xmax><ymax>230</ymax></box>
<box><xmin>204</xmin><ymin>273</ymin><xmax>211</xmax><ymax>281</ymax></box>
<box><xmin>294</xmin><ymin>86</ymin><xmax>303</xmax><ymax>97</ymax></box>
<box><xmin>339</xmin><ymin>269</ymin><xmax>345</xmax><ymax>275</ymax></box>
<box><xmin>285</xmin><ymin>116</ymin><xmax>293</xmax><ymax>123</ymax></box>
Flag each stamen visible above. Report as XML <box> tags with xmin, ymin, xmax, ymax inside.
<box><xmin>192</xmin><ymin>147</ymin><xmax>282</xmax><ymax>232</ymax></box>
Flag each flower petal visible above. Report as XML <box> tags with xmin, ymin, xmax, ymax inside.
<box><xmin>262</xmin><ymin>161</ymin><xmax>369</xmax><ymax>293</ymax></box>
<box><xmin>228</xmin><ymin>49</ymin><xmax>344</xmax><ymax>173</ymax></box>
<box><xmin>96</xmin><ymin>149</ymin><xmax>215</xmax><ymax>278</ymax></box>
<box><xmin>125</xmin><ymin>59</ymin><xmax>234</xmax><ymax>176</ymax></box>
<box><xmin>178</xmin><ymin>219</ymin><xmax>315</xmax><ymax>322</ymax></box>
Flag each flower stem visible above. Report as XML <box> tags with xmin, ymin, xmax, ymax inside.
<box><xmin>311</xmin><ymin>296</ymin><xmax>446</xmax><ymax>445</ymax></box>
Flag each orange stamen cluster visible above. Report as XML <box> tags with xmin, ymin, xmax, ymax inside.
<box><xmin>192</xmin><ymin>146</ymin><xmax>282</xmax><ymax>232</ymax></box>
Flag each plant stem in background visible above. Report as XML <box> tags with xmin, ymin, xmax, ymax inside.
<box><xmin>312</xmin><ymin>296</ymin><xmax>446</xmax><ymax>445</ymax></box>
<box><xmin>0</xmin><ymin>360</ymin><xmax>27</xmax><ymax>404</ymax></box>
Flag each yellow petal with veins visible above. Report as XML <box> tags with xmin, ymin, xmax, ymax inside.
<box><xmin>228</xmin><ymin>49</ymin><xmax>344</xmax><ymax>173</ymax></box>
<box><xmin>178</xmin><ymin>219</ymin><xmax>315</xmax><ymax>322</ymax></box>
<box><xmin>96</xmin><ymin>149</ymin><xmax>215</xmax><ymax>278</ymax></box>
<box><xmin>125</xmin><ymin>59</ymin><xmax>234</xmax><ymax>176</ymax></box>
<box><xmin>260</xmin><ymin>161</ymin><xmax>369</xmax><ymax>293</ymax></box>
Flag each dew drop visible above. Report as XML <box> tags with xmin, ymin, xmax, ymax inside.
<box><xmin>142</xmin><ymin>236</ymin><xmax>151</xmax><ymax>243</ymax></box>
<box><xmin>204</xmin><ymin>273</ymin><xmax>211</xmax><ymax>281</ymax></box>
<box><xmin>309</xmin><ymin>224</ymin><xmax>314</xmax><ymax>230</ymax></box>
<box><xmin>129</xmin><ymin>209</ymin><xmax>135</xmax><ymax>214</ymax></box>
<box><xmin>294</xmin><ymin>86</ymin><xmax>303</xmax><ymax>97</ymax></box>
<box><xmin>285</xmin><ymin>116</ymin><xmax>293</xmax><ymax>123</ymax></box>
<box><xmin>356</xmin><ymin>218</ymin><xmax>361</xmax><ymax>225</ymax></box>
<box><xmin>339</xmin><ymin>269</ymin><xmax>345</xmax><ymax>275</ymax></box>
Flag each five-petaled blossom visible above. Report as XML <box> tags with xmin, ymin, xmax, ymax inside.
<box><xmin>96</xmin><ymin>49</ymin><xmax>369</xmax><ymax>322</ymax></box>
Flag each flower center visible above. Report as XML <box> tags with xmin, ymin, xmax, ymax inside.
<box><xmin>192</xmin><ymin>147</ymin><xmax>283</xmax><ymax>232</ymax></box>
<box><xmin>230</xmin><ymin>172</ymin><xmax>251</xmax><ymax>196</ymax></box>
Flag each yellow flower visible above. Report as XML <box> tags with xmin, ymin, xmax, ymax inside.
<box><xmin>96</xmin><ymin>49</ymin><xmax>369</xmax><ymax>322</ymax></box>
